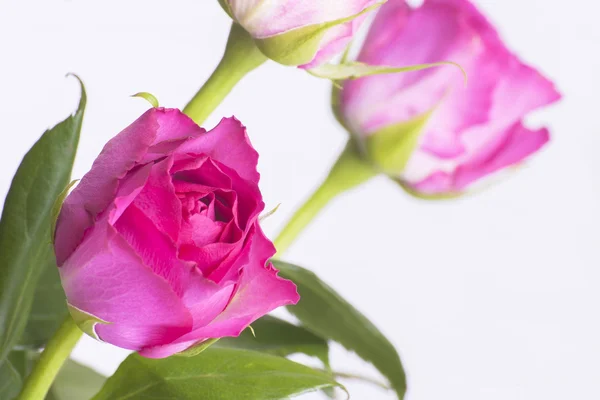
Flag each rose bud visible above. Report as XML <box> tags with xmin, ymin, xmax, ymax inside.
<box><xmin>335</xmin><ymin>0</ymin><xmax>561</xmax><ymax>196</ymax></box>
<box><xmin>54</xmin><ymin>108</ymin><xmax>299</xmax><ymax>358</ymax></box>
<box><xmin>217</xmin><ymin>0</ymin><xmax>385</xmax><ymax>69</ymax></box>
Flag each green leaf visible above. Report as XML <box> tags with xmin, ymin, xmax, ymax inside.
<box><xmin>0</xmin><ymin>76</ymin><xmax>86</xmax><ymax>362</ymax></box>
<box><xmin>17</xmin><ymin>179</ymin><xmax>81</xmax><ymax>350</ymax></box>
<box><xmin>0</xmin><ymin>359</ymin><xmax>22</xmax><ymax>400</ymax></box>
<box><xmin>18</xmin><ymin>261</ymin><xmax>68</xmax><ymax>349</ymax></box>
<box><xmin>255</xmin><ymin>3</ymin><xmax>383</xmax><ymax>66</ymax></box>
<box><xmin>274</xmin><ymin>261</ymin><xmax>407</xmax><ymax>399</ymax></box>
<box><xmin>92</xmin><ymin>348</ymin><xmax>344</xmax><ymax>400</ymax></box>
<box><xmin>6</xmin><ymin>350</ymin><xmax>29</xmax><ymax>379</ymax></box>
<box><xmin>218</xmin><ymin>315</ymin><xmax>330</xmax><ymax>367</ymax></box>
<box><xmin>48</xmin><ymin>359</ymin><xmax>106</xmax><ymax>400</ymax></box>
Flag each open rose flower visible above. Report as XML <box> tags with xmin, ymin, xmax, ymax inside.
<box><xmin>337</xmin><ymin>0</ymin><xmax>561</xmax><ymax>196</ymax></box>
<box><xmin>54</xmin><ymin>108</ymin><xmax>299</xmax><ymax>358</ymax></box>
<box><xmin>218</xmin><ymin>0</ymin><xmax>384</xmax><ymax>69</ymax></box>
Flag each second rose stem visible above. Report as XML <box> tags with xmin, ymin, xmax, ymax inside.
<box><xmin>273</xmin><ymin>142</ymin><xmax>378</xmax><ymax>255</ymax></box>
<box><xmin>183</xmin><ymin>23</ymin><xmax>268</xmax><ymax>126</ymax></box>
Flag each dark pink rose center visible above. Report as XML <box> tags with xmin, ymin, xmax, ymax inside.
<box><xmin>170</xmin><ymin>156</ymin><xmax>246</xmax><ymax>278</ymax></box>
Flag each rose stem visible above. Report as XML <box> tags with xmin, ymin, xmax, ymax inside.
<box><xmin>17</xmin><ymin>316</ymin><xmax>82</xmax><ymax>400</ymax></box>
<box><xmin>274</xmin><ymin>141</ymin><xmax>378</xmax><ymax>255</ymax></box>
<box><xmin>183</xmin><ymin>22</ymin><xmax>268</xmax><ymax>126</ymax></box>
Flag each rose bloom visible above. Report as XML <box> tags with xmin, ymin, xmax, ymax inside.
<box><xmin>219</xmin><ymin>0</ymin><xmax>384</xmax><ymax>68</ymax></box>
<box><xmin>54</xmin><ymin>108</ymin><xmax>299</xmax><ymax>358</ymax></box>
<box><xmin>338</xmin><ymin>0</ymin><xmax>561</xmax><ymax>195</ymax></box>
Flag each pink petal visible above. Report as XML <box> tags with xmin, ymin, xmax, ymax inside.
<box><xmin>55</xmin><ymin>108</ymin><xmax>204</xmax><ymax>265</ymax></box>
<box><xmin>175</xmin><ymin>117</ymin><xmax>260</xmax><ymax>185</ymax></box>
<box><xmin>341</xmin><ymin>0</ymin><xmax>493</xmax><ymax>134</ymax></box>
<box><xmin>113</xmin><ymin>203</ymin><xmax>192</xmax><ymax>298</ymax></box>
<box><xmin>181</xmin><ymin>269</ymin><xmax>236</xmax><ymax>329</ymax></box>
<box><xmin>138</xmin><ymin>226</ymin><xmax>299</xmax><ymax>359</ymax></box>
<box><xmin>454</xmin><ymin>123</ymin><xmax>551</xmax><ymax>190</ymax></box>
<box><xmin>59</xmin><ymin>219</ymin><xmax>193</xmax><ymax>351</ymax></box>
<box><xmin>337</xmin><ymin>0</ymin><xmax>561</xmax><ymax>193</ymax></box>
<box><xmin>129</xmin><ymin>157</ymin><xmax>182</xmax><ymax>243</ymax></box>
<box><xmin>172</xmin><ymin>153</ymin><xmax>262</xmax><ymax>233</ymax></box>
<box><xmin>409</xmin><ymin>123</ymin><xmax>550</xmax><ymax>193</ymax></box>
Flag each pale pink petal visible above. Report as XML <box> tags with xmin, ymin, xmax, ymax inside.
<box><xmin>341</xmin><ymin>0</ymin><xmax>476</xmax><ymax>135</ymax></box>
<box><xmin>409</xmin><ymin>123</ymin><xmax>550</xmax><ymax>193</ymax></box>
<box><xmin>454</xmin><ymin>124</ymin><xmax>550</xmax><ymax>190</ymax></box>
<box><xmin>301</xmin><ymin>13</ymin><xmax>370</xmax><ymax>69</ymax></box>
<box><xmin>338</xmin><ymin>0</ymin><xmax>560</xmax><ymax>194</ymax></box>
<box><xmin>228</xmin><ymin>0</ymin><xmax>381</xmax><ymax>38</ymax></box>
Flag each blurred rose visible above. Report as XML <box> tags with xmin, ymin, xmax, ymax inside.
<box><xmin>54</xmin><ymin>108</ymin><xmax>299</xmax><ymax>358</ymax></box>
<box><xmin>337</xmin><ymin>0</ymin><xmax>561</xmax><ymax>195</ymax></box>
<box><xmin>218</xmin><ymin>0</ymin><xmax>384</xmax><ymax>68</ymax></box>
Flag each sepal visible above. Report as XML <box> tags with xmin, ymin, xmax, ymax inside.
<box><xmin>67</xmin><ymin>303</ymin><xmax>110</xmax><ymax>341</ymax></box>
<box><xmin>364</xmin><ymin>112</ymin><xmax>431</xmax><ymax>176</ymax></box>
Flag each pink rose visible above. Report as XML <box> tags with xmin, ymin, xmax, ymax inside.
<box><xmin>338</xmin><ymin>0</ymin><xmax>561</xmax><ymax>195</ymax></box>
<box><xmin>219</xmin><ymin>0</ymin><xmax>384</xmax><ymax>68</ymax></box>
<box><xmin>54</xmin><ymin>108</ymin><xmax>299</xmax><ymax>358</ymax></box>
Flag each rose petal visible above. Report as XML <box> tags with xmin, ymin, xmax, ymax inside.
<box><xmin>341</xmin><ymin>0</ymin><xmax>490</xmax><ymax>134</ymax></box>
<box><xmin>409</xmin><ymin>122</ymin><xmax>550</xmax><ymax>193</ymax></box>
<box><xmin>129</xmin><ymin>157</ymin><xmax>182</xmax><ymax>243</ymax></box>
<box><xmin>138</xmin><ymin>226</ymin><xmax>298</xmax><ymax>358</ymax></box>
<box><xmin>229</xmin><ymin>0</ymin><xmax>381</xmax><ymax>38</ymax></box>
<box><xmin>175</xmin><ymin>117</ymin><xmax>260</xmax><ymax>185</ymax></box>
<box><xmin>59</xmin><ymin>219</ymin><xmax>193</xmax><ymax>351</ymax></box>
<box><xmin>55</xmin><ymin>108</ymin><xmax>204</xmax><ymax>265</ymax></box>
<box><xmin>300</xmin><ymin>12</ymin><xmax>370</xmax><ymax>69</ymax></box>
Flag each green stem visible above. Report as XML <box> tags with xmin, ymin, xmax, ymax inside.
<box><xmin>183</xmin><ymin>23</ymin><xmax>268</xmax><ymax>125</ymax></box>
<box><xmin>274</xmin><ymin>141</ymin><xmax>378</xmax><ymax>255</ymax></box>
<box><xmin>17</xmin><ymin>316</ymin><xmax>82</xmax><ymax>400</ymax></box>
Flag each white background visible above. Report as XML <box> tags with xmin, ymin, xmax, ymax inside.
<box><xmin>1</xmin><ymin>0</ymin><xmax>598</xmax><ymax>399</ymax></box>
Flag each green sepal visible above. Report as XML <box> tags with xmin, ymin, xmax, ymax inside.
<box><xmin>311</xmin><ymin>60</ymin><xmax>466</xmax><ymax>81</ymax></box>
<box><xmin>217</xmin><ymin>0</ymin><xmax>234</xmax><ymax>18</ymax></box>
<box><xmin>50</xmin><ymin>179</ymin><xmax>79</xmax><ymax>244</ymax></box>
<box><xmin>67</xmin><ymin>303</ymin><xmax>109</xmax><ymax>341</ymax></box>
<box><xmin>131</xmin><ymin>92</ymin><xmax>159</xmax><ymax>108</ymax></box>
<box><xmin>255</xmin><ymin>2</ymin><xmax>383</xmax><ymax>66</ymax></box>
<box><xmin>364</xmin><ymin>112</ymin><xmax>432</xmax><ymax>175</ymax></box>
<box><xmin>175</xmin><ymin>338</ymin><xmax>220</xmax><ymax>357</ymax></box>
<box><xmin>395</xmin><ymin>178</ymin><xmax>464</xmax><ymax>200</ymax></box>
<box><xmin>259</xmin><ymin>203</ymin><xmax>281</xmax><ymax>222</ymax></box>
